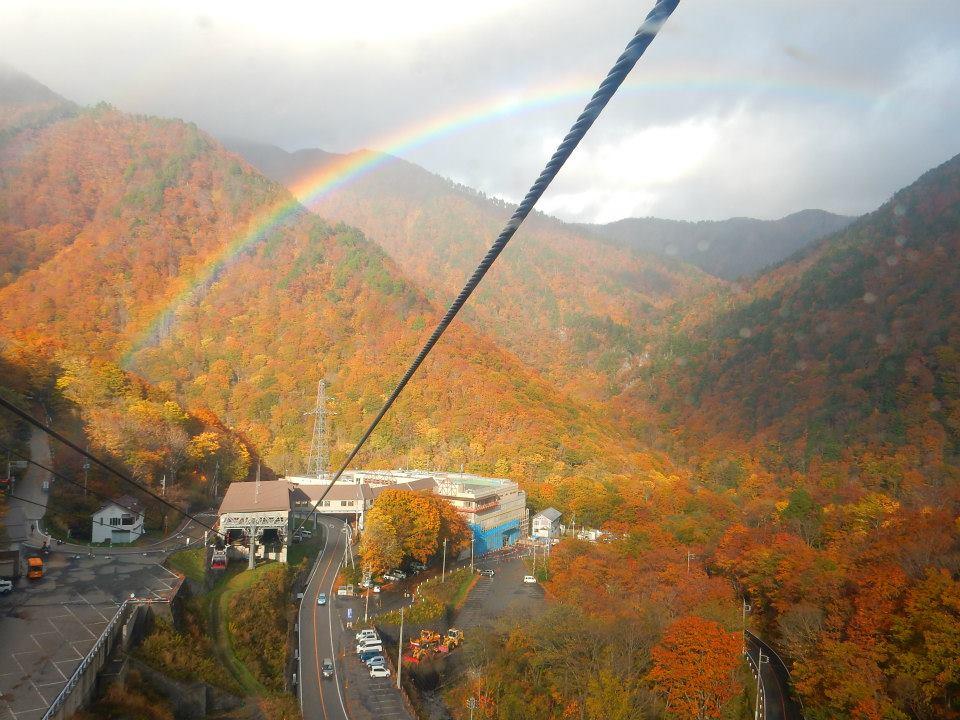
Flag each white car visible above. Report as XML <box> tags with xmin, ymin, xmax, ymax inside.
<box><xmin>523</xmin><ymin>575</ymin><xmax>537</xmax><ymax>584</ymax></box>
<box><xmin>317</xmin><ymin>593</ymin><xmax>327</xmax><ymax>605</ymax></box>
<box><xmin>356</xmin><ymin>629</ymin><xmax>379</xmax><ymax>642</ymax></box>
<box><xmin>370</xmin><ymin>665</ymin><xmax>391</xmax><ymax>678</ymax></box>
<box><xmin>0</xmin><ymin>579</ymin><xmax>13</xmax><ymax>594</ymax></box>
<box><xmin>357</xmin><ymin>643</ymin><xmax>383</xmax><ymax>655</ymax></box>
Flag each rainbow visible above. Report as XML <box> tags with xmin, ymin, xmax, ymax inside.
<box><xmin>122</xmin><ymin>66</ymin><xmax>876</xmax><ymax>365</ymax></box>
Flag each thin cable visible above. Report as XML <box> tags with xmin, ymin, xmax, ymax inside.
<box><xmin>295</xmin><ymin>0</ymin><xmax>680</xmax><ymax>532</ymax></box>
<box><xmin>5</xmin><ymin>492</ymin><xmax>49</xmax><ymax>511</ymax></box>
<box><xmin>1</xmin><ymin>443</ymin><xmax>160</xmax><ymax>528</ymax></box>
<box><xmin>0</xmin><ymin>397</ymin><xmax>220</xmax><ymax>534</ymax></box>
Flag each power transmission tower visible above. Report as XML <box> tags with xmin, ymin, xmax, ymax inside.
<box><xmin>304</xmin><ymin>380</ymin><xmax>331</xmax><ymax>479</ymax></box>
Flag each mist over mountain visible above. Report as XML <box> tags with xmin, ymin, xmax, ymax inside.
<box><xmin>577</xmin><ymin>210</ymin><xmax>855</xmax><ymax>281</ymax></box>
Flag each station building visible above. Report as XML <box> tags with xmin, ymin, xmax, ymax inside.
<box><xmin>287</xmin><ymin>470</ymin><xmax>525</xmax><ymax>554</ymax></box>
<box><xmin>217</xmin><ymin>480</ymin><xmax>292</xmax><ymax>562</ymax></box>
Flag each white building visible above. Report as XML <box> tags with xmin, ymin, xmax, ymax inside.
<box><xmin>92</xmin><ymin>495</ymin><xmax>145</xmax><ymax>544</ymax></box>
<box><xmin>531</xmin><ymin>507</ymin><xmax>562</xmax><ymax>540</ymax></box>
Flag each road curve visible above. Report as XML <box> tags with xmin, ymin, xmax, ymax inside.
<box><xmin>746</xmin><ymin>630</ymin><xmax>804</xmax><ymax>720</ymax></box>
<box><xmin>299</xmin><ymin>518</ymin><xmax>350</xmax><ymax>720</ymax></box>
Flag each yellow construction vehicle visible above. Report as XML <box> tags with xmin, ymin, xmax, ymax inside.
<box><xmin>437</xmin><ymin>628</ymin><xmax>464</xmax><ymax>653</ymax></box>
<box><xmin>421</xmin><ymin>629</ymin><xmax>441</xmax><ymax>645</ymax></box>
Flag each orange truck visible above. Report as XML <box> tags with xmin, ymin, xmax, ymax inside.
<box><xmin>27</xmin><ymin>555</ymin><xmax>43</xmax><ymax>580</ymax></box>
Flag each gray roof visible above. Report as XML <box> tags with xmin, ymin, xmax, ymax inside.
<box><xmin>535</xmin><ymin>507</ymin><xmax>562</xmax><ymax>521</ymax></box>
<box><xmin>95</xmin><ymin>494</ymin><xmax>143</xmax><ymax>517</ymax></box>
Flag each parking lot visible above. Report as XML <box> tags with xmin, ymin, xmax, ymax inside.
<box><xmin>455</xmin><ymin>551</ymin><xmax>545</xmax><ymax>630</ymax></box>
<box><xmin>330</xmin><ymin>595</ymin><xmax>411</xmax><ymax>720</ymax></box>
<box><xmin>0</xmin><ymin>551</ymin><xmax>179</xmax><ymax>720</ymax></box>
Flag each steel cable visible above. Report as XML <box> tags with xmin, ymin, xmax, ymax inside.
<box><xmin>297</xmin><ymin>0</ymin><xmax>680</xmax><ymax>527</ymax></box>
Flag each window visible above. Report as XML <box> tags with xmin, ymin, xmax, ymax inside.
<box><xmin>341</xmin><ymin>500</ymin><xmax>349</xmax><ymax>507</ymax></box>
<box><xmin>109</xmin><ymin>517</ymin><xmax>121</xmax><ymax>526</ymax></box>
<box><xmin>121</xmin><ymin>515</ymin><xmax>134</xmax><ymax>526</ymax></box>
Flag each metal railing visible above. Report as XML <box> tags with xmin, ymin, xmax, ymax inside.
<box><xmin>41</xmin><ymin>599</ymin><xmax>131</xmax><ymax>720</ymax></box>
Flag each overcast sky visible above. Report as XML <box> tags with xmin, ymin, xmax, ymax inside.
<box><xmin>2</xmin><ymin>0</ymin><xmax>958</xmax><ymax>223</ymax></box>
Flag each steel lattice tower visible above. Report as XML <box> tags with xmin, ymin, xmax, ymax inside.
<box><xmin>304</xmin><ymin>380</ymin><xmax>329</xmax><ymax>479</ymax></box>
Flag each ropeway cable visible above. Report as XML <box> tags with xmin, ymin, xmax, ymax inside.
<box><xmin>294</xmin><ymin>0</ymin><xmax>681</xmax><ymax>533</ymax></box>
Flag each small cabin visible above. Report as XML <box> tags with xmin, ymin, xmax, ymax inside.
<box><xmin>92</xmin><ymin>495</ymin><xmax>145</xmax><ymax>544</ymax></box>
<box><xmin>531</xmin><ymin>507</ymin><xmax>562</xmax><ymax>540</ymax></box>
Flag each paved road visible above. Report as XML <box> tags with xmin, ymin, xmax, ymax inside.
<box><xmin>746</xmin><ymin>630</ymin><xmax>804</xmax><ymax>720</ymax></box>
<box><xmin>299</xmin><ymin>518</ymin><xmax>349</xmax><ymax>720</ymax></box>
<box><xmin>5</xmin><ymin>424</ymin><xmax>52</xmax><ymax>545</ymax></box>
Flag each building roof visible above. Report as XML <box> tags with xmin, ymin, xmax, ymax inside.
<box><xmin>291</xmin><ymin>482</ymin><xmax>373</xmax><ymax>504</ymax></box>
<box><xmin>218</xmin><ymin>480</ymin><xmax>292</xmax><ymax>514</ymax></box>
<box><xmin>535</xmin><ymin>507</ymin><xmax>562</xmax><ymax>522</ymax></box>
<box><xmin>94</xmin><ymin>494</ymin><xmax>143</xmax><ymax>517</ymax></box>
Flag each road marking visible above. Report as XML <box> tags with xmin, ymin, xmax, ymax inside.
<box><xmin>312</xmin><ymin>526</ymin><xmax>336</xmax><ymax>720</ymax></box>
<box><xmin>323</xmin><ymin>520</ymin><xmax>350</xmax><ymax>719</ymax></box>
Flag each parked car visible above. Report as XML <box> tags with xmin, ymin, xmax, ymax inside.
<box><xmin>370</xmin><ymin>665</ymin><xmax>391</xmax><ymax>678</ymax></box>
<box><xmin>358</xmin><ymin>648</ymin><xmax>383</xmax><ymax>663</ymax></box>
<box><xmin>372</xmin><ymin>585</ymin><xmax>381</xmax><ymax>593</ymax></box>
<box><xmin>356</xmin><ymin>629</ymin><xmax>379</xmax><ymax>641</ymax></box>
<box><xmin>409</xmin><ymin>562</ymin><xmax>427</xmax><ymax>571</ymax></box>
<box><xmin>364</xmin><ymin>654</ymin><xmax>387</xmax><ymax>668</ymax></box>
<box><xmin>523</xmin><ymin>575</ymin><xmax>537</xmax><ymax>584</ymax></box>
<box><xmin>322</xmin><ymin>659</ymin><xmax>334</xmax><ymax>679</ymax></box>
<box><xmin>391</xmin><ymin>569</ymin><xmax>407</xmax><ymax>579</ymax></box>
<box><xmin>317</xmin><ymin>593</ymin><xmax>327</xmax><ymax>605</ymax></box>
<box><xmin>357</xmin><ymin>641</ymin><xmax>383</xmax><ymax>655</ymax></box>
<box><xmin>477</xmin><ymin>568</ymin><xmax>495</xmax><ymax>577</ymax></box>
<box><xmin>382</xmin><ymin>572</ymin><xmax>399</xmax><ymax>582</ymax></box>
<box><xmin>0</xmin><ymin>579</ymin><xmax>13</xmax><ymax>594</ymax></box>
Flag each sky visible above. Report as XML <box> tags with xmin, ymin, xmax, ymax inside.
<box><xmin>1</xmin><ymin>0</ymin><xmax>959</xmax><ymax>223</ymax></box>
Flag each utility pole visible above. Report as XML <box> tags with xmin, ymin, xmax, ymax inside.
<box><xmin>82</xmin><ymin>452</ymin><xmax>90</xmax><ymax>496</ymax></box>
<box><xmin>686</xmin><ymin>551</ymin><xmax>697</xmax><ymax>575</ymax></box>
<box><xmin>364</xmin><ymin>586</ymin><xmax>370</xmax><ymax>623</ymax></box>
<box><xmin>212</xmin><ymin>458</ymin><xmax>219</xmax><ymax>498</ymax></box>
<box><xmin>467</xmin><ymin>697</ymin><xmax>477</xmax><ymax>720</ymax></box>
<box><xmin>255</xmin><ymin>462</ymin><xmax>261</xmax><ymax>503</ymax></box>
<box><xmin>248</xmin><ymin>525</ymin><xmax>256</xmax><ymax>570</ymax></box>
<box><xmin>304</xmin><ymin>379</ymin><xmax>331</xmax><ymax>479</ymax></box>
<box><xmin>441</xmin><ymin>538</ymin><xmax>447</xmax><ymax>582</ymax></box>
<box><xmin>396</xmin><ymin>605</ymin><xmax>405</xmax><ymax>690</ymax></box>
<box><xmin>470</xmin><ymin>535</ymin><xmax>474</xmax><ymax>572</ymax></box>
<box><xmin>161</xmin><ymin>474</ymin><xmax>166</xmax><ymax>497</ymax></box>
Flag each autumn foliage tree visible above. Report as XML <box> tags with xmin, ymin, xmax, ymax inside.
<box><xmin>359</xmin><ymin>489</ymin><xmax>468</xmax><ymax>575</ymax></box>
<box><xmin>649</xmin><ymin>616</ymin><xmax>743</xmax><ymax>720</ymax></box>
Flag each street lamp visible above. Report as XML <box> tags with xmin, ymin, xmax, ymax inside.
<box><xmin>742</xmin><ymin>598</ymin><xmax>752</xmax><ymax>653</ymax></box>
<box><xmin>467</xmin><ymin>696</ymin><xmax>478</xmax><ymax>720</ymax></box>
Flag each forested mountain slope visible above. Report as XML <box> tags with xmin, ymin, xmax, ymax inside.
<box><xmin>580</xmin><ymin>209</ymin><xmax>855</xmax><ymax>280</ymax></box>
<box><xmin>0</xmin><ymin>77</ymin><xmax>673</xmax><ymax>521</ymax></box>
<box><xmin>631</xmin><ymin>152</ymin><xmax>960</xmax><ymax>471</ymax></box>
<box><xmin>227</xmin><ymin>139</ymin><xmax>720</xmax><ymax>400</ymax></box>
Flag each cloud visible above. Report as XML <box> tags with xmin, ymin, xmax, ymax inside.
<box><xmin>1</xmin><ymin>0</ymin><xmax>958</xmax><ymax>222</ymax></box>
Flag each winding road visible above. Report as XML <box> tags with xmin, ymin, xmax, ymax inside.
<box><xmin>746</xmin><ymin>630</ymin><xmax>804</xmax><ymax>720</ymax></box>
